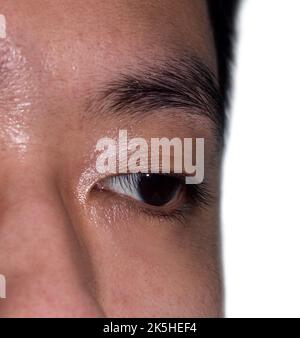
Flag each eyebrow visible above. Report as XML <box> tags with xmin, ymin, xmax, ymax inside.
<box><xmin>86</xmin><ymin>54</ymin><xmax>224</xmax><ymax>143</ymax></box>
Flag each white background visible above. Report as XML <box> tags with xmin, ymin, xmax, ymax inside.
<box><xmin>222</xmin><ymin>0</ymin><xmax>300</xmax><ymax>317</ymax></box>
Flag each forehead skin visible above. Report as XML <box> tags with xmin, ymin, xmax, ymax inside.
<box><xmin>2</xmin><ymin>0</ymin><xmax>216</xmax><ymax>66</ymax></box>
<box><xmin>0</xmin><ymin>0</ymin><xmax>222</xmax><ymax>317</ymax></box>
<box><xmin>0</xmin><ymin>0</ymin><xmax>217</xmax><ymax>151</ymax></box>
<box><xmin>0</xmin><ymin>0</ymin><xmax>216</xmax><ymax>94</ymax></box>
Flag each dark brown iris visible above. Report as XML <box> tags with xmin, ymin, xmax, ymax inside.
<box><xmin>137</xmin><ymin>174</ymin><xmax>181</xmax><ymax>206</ymax></box>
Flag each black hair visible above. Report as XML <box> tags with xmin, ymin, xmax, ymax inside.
<box><xmin>207</xmin><ymin>0</ymin><xmax>241</xmax><ymax>110</ymax></box>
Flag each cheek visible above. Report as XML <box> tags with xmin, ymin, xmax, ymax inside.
<box><xmin>73</xmin><ymin>196</ymin><xmax>222</xmax><ymax>317</ymax></box>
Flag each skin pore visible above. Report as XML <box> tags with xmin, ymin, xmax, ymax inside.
<box><xmin>0</xmin><ymin>0</ymin><xmax>223</xmax><ymax>317</ymax></box>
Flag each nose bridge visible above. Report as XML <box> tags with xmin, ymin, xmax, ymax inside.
<box><xmin>0</xmin><ymin>148</ymin><xmax>57</xmax><ymax>213</ymax></box>
<box><xmin>0</xmin><ymin>154</ymin><xmax>102</xmax><ymax>317</ymax></box>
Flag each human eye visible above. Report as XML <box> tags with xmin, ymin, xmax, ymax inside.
<box><xmin>93</xmin><ymin>173</ymin><xmax>211</xmax><ymax>222</ymax></box>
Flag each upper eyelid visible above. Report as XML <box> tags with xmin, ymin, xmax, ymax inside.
<box><xmin>95</xmin><ymin>172</ymin><xmax>209</xmax><ymax>206</ymax></box>
<box><xmin>97</xmin><ymin>173</ymin><xmax>186</xmax><ymax>211</ymax></box>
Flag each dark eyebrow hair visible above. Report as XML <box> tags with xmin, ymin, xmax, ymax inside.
<box><xmin>87</xmin><ymin>55</ymin><xmax>224</xmax><ymax>143</ymax></box>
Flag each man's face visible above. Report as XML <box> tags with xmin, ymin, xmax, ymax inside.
<box><xmin>0</xmin><ymin>0</ymin><xmax>222</xmax><ymax>317</ymax></box>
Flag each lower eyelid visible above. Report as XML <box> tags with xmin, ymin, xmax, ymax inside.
<box><xmin>95</xmin><ymin>180</ymin><xmax>191</xmax><ymax>216</ymax></box>
<box><xmin>92</xmin><ymin>174</ymin><xmax>212</xmax><ymax>225</ymax></box>
<box><xmin>91</xmin><ymin>183</ymin><xmax>207</xmax><ymax>228</ymax></box>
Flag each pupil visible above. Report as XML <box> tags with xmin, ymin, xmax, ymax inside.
<box><xmin>137</xmin><ymin>174</ymin><xmax>180</xmax><ymax>206</ymax></box>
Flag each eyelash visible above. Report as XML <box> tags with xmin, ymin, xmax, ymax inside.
<box><xmin>94</xmin><ymin>173</ymin><xmax>212</xmax><ymax>223</ymax></box>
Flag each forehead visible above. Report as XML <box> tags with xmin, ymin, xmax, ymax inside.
<box><xmin>0</xmin><ymin>0</ymin><xmax>219</xmax><ymax>150</ymax></box>
<box><xmin>0</xmin><ymin>0</ymin><xmax>216</xmax><ymax>78</ymax></box>
<box><xmin>0</xmin><ymin>0</ymin><xmax>220</xmax><ymax>181</ymax></box>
